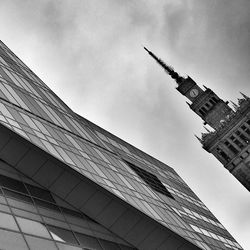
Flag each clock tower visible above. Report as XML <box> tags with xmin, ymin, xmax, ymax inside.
<box><xmin>145</xmin><ymin>47</ymin><xmax>250</xmax><ymax>192</ymax></box>
<box><xmin>144</xmin><ymin>47</ymin><xmax>233</xmax><ymax>131</ymax></box>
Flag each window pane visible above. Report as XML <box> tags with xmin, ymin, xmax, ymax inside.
<box><xmin>75</xmin><ymin>233</ymin><xmax>102</xmax><ymax>249</ymax></box>
<box><xmin>25</xmin><ymin>235</ymin><xmax>57</xmax><ymax>250</ymax></box>
<box><xmin>34</xmin><ymin>198</ymin><xmax>59</xmax><ymax>211</ymax></box>
<box><xmin>0</xmin><ymin>174</ymin><xmax>27</xmax><ymax>194</ymax></box>
<box><xmin>16</xmin><ymin>217</ymin><xmax>51</xmax><ymax>238</ymax></box>
<box><xmin>57</xmin><ymin>242</ymin><xmax>82</xmax><ymax>250</ymax></box>
<box><xmin>26</xmin><ymin>184</ymin><xmax>55</xmax><ymax>203</ymax></box>
<box><xmin>0</xmin><ymin>229</ymin><xmax>28</xmax><ymax>250</ymax></box>
<box><xmin>7</xmin><ymin>198</ymin><xmax>37</xmax><ymax>213</ymax></box>
<box><xmin>0</xmin><ymin>211</ymin><xmax>19</xmax><ymax>231</ymax></box>
<box><xmin>99</xmin><ymin>239</ymin><xmax>120</xmax><ymax>250</ymax></box>
<box><xmin>12</xmin><ymin>208</ymin><xmax>41</xmax><ymax>221</ymax></box>
<box><xmin>3</xmin><ymin>188</ymin><xmax>33</xmax><ymax>203</ymax></box>
<box><xmin>125</xmin><ymin>161</ymin><xmax>174</xmax><ymax>199</ymax></box>
<box><xmin>47</xmin><ymin>225</ymin><xmax>78</xmax><ymax>245</ymax></box>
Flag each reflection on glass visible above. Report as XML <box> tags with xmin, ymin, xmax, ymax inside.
<box><xmin>47</xmin><ymin>225</ymin><xmax>78</xmax><ymax>245</ymax></box>
<box><xmin>16</xmin><ymin>217</ymin><xmax>51</xmax><ymax>238</ymax></box>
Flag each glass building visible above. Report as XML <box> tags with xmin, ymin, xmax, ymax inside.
<box><xmin>0</xmin><ymin>40</ymin><xmax>243</xmax><ymax>250</ymax></box>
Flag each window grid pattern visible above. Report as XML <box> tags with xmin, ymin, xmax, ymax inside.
<box><xmin>125</xmin><ymin>161</ymin><xmax>174</xmax><ymax>199</ymax></box>
<box><xmin>0</xmin><ymin>40</ymin><xmax>243</xmax><ymax>250</ymax></box>
<box><xmin>0</xmin><ymin>163</ymin><xmax>135</xmax><ymax>250</ymax></box>
<box><xmin>215</xmin><ymin>120</ymin><xmax>250</xmax><ymax>164</ymax></box>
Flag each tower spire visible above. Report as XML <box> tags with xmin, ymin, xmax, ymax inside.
<box><xmin>144</xmin><ymin>47</ymin><xmax>184</xmax><ymax>84</ymax></box>
<box><xmin>240</xmin><ymin>92</ymin><xmax>249</xmax><ymax>100</ymax></box>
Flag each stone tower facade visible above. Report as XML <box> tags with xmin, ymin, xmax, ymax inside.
<box><xmin>145</xmin><ymin>47</ymin><xmax>250</xmax><ymax>192</ymax></box>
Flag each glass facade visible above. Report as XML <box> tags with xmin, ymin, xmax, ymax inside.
<box><xmin>0</xmin><ymin>159</ymin><xmax>135</xmax><ymax>250</ymax></box>
<box><xmin>0</xmin><ymin>40</ymin><xmax>243</xmax><ymax>250</ymax></box>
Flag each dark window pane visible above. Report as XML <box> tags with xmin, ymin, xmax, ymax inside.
<box><xmin>34</xmin><ymin>198</ymin><xmax>60</xmax><ymax>211</ymax></box>
<box><xmin>99</xmin><ymin>239</ymin><xmax>120</xmax><ymax>250</ymax></box>
<box><xmin>60</xmin><ymin>207</ymin><xmax>94</xmax><ymax>221</ymax></box>
<box><xmin>0</xmin><ymin>175</ymin><xmax>27</xmax><ymax>194</ymax></box>
<box><xmin>47</xmin><ymin>225</ymin><xmax>79</xmax><ymax>245</ymax></box>
<box><xmin>120</xmin><ymin>244</ymin><xmax>137</xmax><ymax>250</ymax></box>
<box><xmin>75</xmin><ymin>233</ymin><xmax>102</xmax><ymax>249</ymax></box>
<box><xmin>125</xmin><ymin>161</ymin><xmax>174</xmax><ymax>199</ymax></box>
<box><xmin>26</xmin><ymin>184</ymin><xmax>55</xmax><ymax>203</ymax></box>
<box><xmin>3</xmin><ymin>188</ymin><xmax>33</xmax><ymax>203</ymax></box>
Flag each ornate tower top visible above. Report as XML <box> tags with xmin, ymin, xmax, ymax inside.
<box><xmin>145</xmin><ymin>47</ymin><xmax>250</xmax><ymax>192</ymax></box>
<box><xmin>144</xmin><ymin>47</ymin><xmax>234</xmax><ymax>131</ymax></box>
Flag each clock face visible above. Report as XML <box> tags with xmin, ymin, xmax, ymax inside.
<box><xmin>190</xmin><ymin>88</ymin><xmax>199</xmax><ymax>98</ymax></box>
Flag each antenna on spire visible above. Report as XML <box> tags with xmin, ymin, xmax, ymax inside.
<box><xmin>144</xmin><ymin>47</ymin><xmax>184</xmax><ymax>85</ymax></box>
<box><xmin>240</xmin><ymin>92</ymin><xmax>249</xmax><ymax>100</ymax></box>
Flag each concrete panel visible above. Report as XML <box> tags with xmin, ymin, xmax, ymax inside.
<box><xmin>110</xmin><ymin>209</ymin><xmax>142</xmax><ymax>237</ymax></box>
<box><xmin>49</xmin><ymin>170</ymin><xmax>81</xmax><ymax>198</ymax></box>
<box><xmin>157</xmin><ymin>235</ymin><xmax>201</xmax><ymax>250</ymax></box>
<box><xmin>32</xmin><ymin>160</ymin><xmax>64</xmax><ymax>188</ymax></box>
<box><xmin>96</xmin><ymin>199</ymin><xmax>127</xmax><ymax>228</ymax></box>
<box><xmin>124</xmin><ymin>217</ymin><xmax>156</xmax><ymax>247</ymax></box>
<box><xmin>66</xmin><ymin>181</ymin><xmax>97</xmax><ymax>209</ymax></box>
<box><xmin>156</xmin><ymin>235</ymin><xmax>184</xmax><ymax>250</ymax></box>
<box><xmin>178</xmin><ymin>242</ymin><xmax>201</xmax><ymax>250</ymax></box>
<box><xmin>0</xmin><ymin>137</ymin><xmax>29</xmax><ymax>166</ymax></box>
<box><xmin>0</xmin><ymin>126</ymin><xmax>11</xmax><ymax>150</ymax></box>
<box><xmin>137</xmin><ymin>227</ymin><xmax>171</xmax><ymax>250</ymax></box>
<box><xmin>16</xmin><ymin>149</ymin><xmax>47</xmax><ymax>177</ymax></box>
<box><xmin>83</xmin><ymin>190</ymin><xmax>113</xmax><ymax>218</ymax></box>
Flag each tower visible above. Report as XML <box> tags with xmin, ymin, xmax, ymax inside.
<box><xmin>145</xmin><ymin>47</ymin><xmax>250</xmax><ymax>192</ymax></box>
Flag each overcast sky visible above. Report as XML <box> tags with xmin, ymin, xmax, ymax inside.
<box><xmin>0</xmin><ymin>0</ymin><xmax>249</xmax><ymax>248</ymax></box>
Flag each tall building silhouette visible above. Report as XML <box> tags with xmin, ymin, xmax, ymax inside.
<box><xmin>0</xmin><ymin>40</ymin><xmax>243</xmax><ymax>250</ymax></box>
<box><xmin>145</xmin><ymin>47</ymin><xmax>250</xmax><ymax>192</ymax></box>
